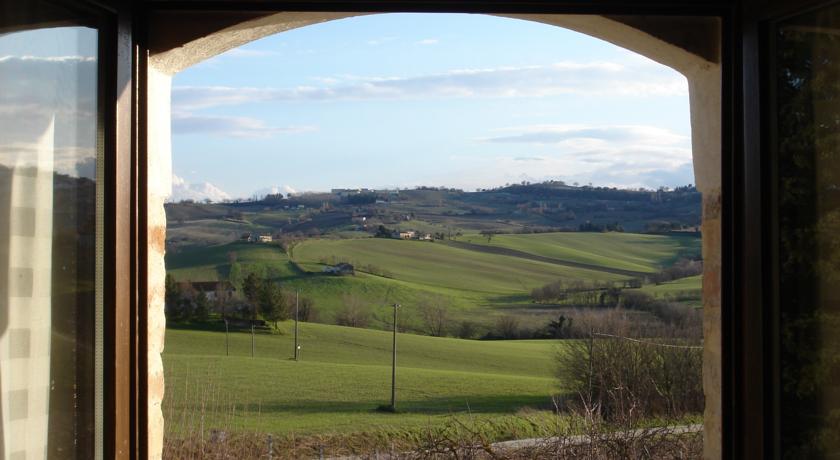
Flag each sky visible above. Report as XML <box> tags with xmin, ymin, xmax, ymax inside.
<box><xmin>170</xmin><ymin>13</ymin><xmax>693</xmax><ymax>201</ymax></box>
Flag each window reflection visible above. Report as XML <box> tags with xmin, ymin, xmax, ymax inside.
<box><xmin>0</xmin><ymin>22</ymin><xmax>98</xmax><ymax>459</ymax></box>
<box><xmin>775</xmin><ymin>4</ymin><xmax>840</xmax><ymax>458</ymax></box>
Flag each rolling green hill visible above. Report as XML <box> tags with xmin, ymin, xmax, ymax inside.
<box><xmin>165</xmin><ymin>233</ymin><xmax>701</xmax><ymax>328</ymax></box>
<box><xmin>166</xmin><ymin>241</ymin><xmax>297</xmax><ymax>282</ymax></box>
<box><xmin>294</xmin><ymin>238</ymin><xmax>624</xmax><ymax>296</ymax></box>
<box><xmin>458</xmin><ymin>232</ymin><xmax>701</xmax><ymax>274</ymax></box>
<box><xmin>164</xmin><ymin>323</ymin><xmax>562</xmax><ymax>434</ymax></box>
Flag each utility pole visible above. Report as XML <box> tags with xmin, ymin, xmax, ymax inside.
<box><xmin>294</xmin><ymin>290</ymin><xmax>300</xmax><ymax>361</ymax></box>
<box><xmin>390</xmin><ymin>303</ymin><xmax>400</xmax><ymax>411</ymax></box>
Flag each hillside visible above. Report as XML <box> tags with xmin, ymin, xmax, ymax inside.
<box><xmin>458</xmin><ymin>232</ymin><xmax>701</xmax><ymax>274</ymax></box>
<box><xmin>164</xmin><ymin>181</ymin><xmax>701</xmax><ymax>249</ymax></box>
<box><xmin>294</xmin><ymin>238</ymin><xmax>623</xmax><ymax>296</ymax></box>
<box><xmin>164</xmin><ymin>323</ymin><xmax>561</xmax><ymax>434</ymax></box>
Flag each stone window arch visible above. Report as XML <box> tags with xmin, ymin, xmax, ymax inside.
<box><xmin>143</xmin><ymin>12</ymin><xmax>721</xmax><ymax>459</ymax></box>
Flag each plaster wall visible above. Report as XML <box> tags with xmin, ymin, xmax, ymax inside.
<box><xmin>145</xmin><ymin>12</ymin><xmax>721</xmax><ymax>459</ymax></box>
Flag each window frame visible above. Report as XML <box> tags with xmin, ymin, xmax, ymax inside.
<box><xmin>131</xmin><ymin>1</ymin><xmax>740</xmax><ymax>459</ymax></box>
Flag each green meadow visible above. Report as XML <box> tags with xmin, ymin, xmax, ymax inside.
<box><xmin>165</xmin><ymin>232</ymin><xmax>702</xmax><ymax>326</ymax></box>
<box><xmin>164</xmin><ymin>323</ymin><xmax>561</xmax><ymax>434</ymax></box>
<box><xmin>640</xmin><ymin>274</ymin><xmax>703</xmax><ymax>307</ymax></box>
<box><xmin>459</xmin><ymin>232</ymin><xmax>701</xmax><ymax>273</ymax></box>
<box><xmin>162</xmin><ymin>231</ymin><xmax>704</xmax><ymax>443</ymax></box>
<box><xmin>293</xmin><ymin>237</ymin><xmax>623</xmax><ymax>295</ymax></box>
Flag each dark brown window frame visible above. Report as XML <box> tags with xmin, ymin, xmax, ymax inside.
<box><xmin>90</xmin><ymin>0</ymin><xmax>830</xmax><ymax>458</ymax></box>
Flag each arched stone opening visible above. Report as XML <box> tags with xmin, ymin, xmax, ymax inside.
<box><xmin>145</xmin><ymin>12</ymin><xmax>721</xmax><ymax>459</ymax></box>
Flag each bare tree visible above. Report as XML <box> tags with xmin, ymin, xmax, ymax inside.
<box><xmin>418</xmin><ymin>294</ymin><xmax>450</xmax><ymax>337</ymax></box>
<box><xmin>335</xmin><ymin>293</ymin><xmax>370</xmax><ymax>328</ymax></box>
<box><xmin>494</xmin><ymin>315</ymin><xmax>521</xmax><ymax>339</ymax></box>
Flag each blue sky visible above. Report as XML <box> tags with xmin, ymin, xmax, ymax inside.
<box><xmin>171</xmin><ymin>13</ymin><xmax>693</xmax><ymax>201</ymax></box>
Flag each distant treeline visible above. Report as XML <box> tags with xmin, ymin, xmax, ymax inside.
<box><xmin>530</xmin><ymin>258</ymin><xmax>703</xmax><ymax>305</ymax></box>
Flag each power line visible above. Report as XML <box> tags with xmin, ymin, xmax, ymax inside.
<box><xmin>592</xmin><ymin>332</ymin><xmax>703</xmax><ymax>350</ymax></box>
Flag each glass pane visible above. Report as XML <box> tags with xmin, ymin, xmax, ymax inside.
<box><xmin>775</xmin><ymin>4</ymin><xmax>840</xmax><ymax>458</ymax></box>
<box><xmin>0</xmin><ymin>4</ymin><xmax>99</xmax><ymax>459</ymax></box>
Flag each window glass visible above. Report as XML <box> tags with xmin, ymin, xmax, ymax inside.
<box><xmin>775</xmin><ymin>4</ymin><xmax>840</xmax><ymax>457</ymax></box>
<box><xmin>0</xmin><ymin>5</ymin><xmax>100</xmax><ymax>458</ymax></box>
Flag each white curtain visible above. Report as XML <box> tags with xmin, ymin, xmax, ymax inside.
<box><xmin>0</xmin><ymin>119</ymin><xmax>54</xmax><ymax>459</ymax></box>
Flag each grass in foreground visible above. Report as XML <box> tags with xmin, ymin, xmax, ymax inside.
<box><xmin>164</xmin><ymin>324</ymin><xmax>562</xmax><ymax>435</ymax></box>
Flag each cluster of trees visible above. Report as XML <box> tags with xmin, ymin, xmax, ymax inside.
<box><xmin>530</xmin><ymin>279</ymin><xmax>624</xmax><ymax>306</ymax></box>
<box><xmin>644</xmin><ymin>221</ymin><xmax>700</xmax><ymax>233</ymax></box>
<box><xmin>345</xmin><ymin>193</ymin><xmax>377</xmax><ymax>205</ymax></box>
<box><xmin>648</xmin><ymin>258</ymin><xmax>703</xmax><ymax>284</ymax></box>
<box><xmin>164</xmin><ymin>272</ymin><xmax>317</xmax><ymax>327</ymax></box>
<box><xmin>489</xmin><ymin>289</ymin><xmax>702</xmax><ymax>342</ymax></box>
<box><xmin>240</xmin><ymin>273</ymin><xmax>317</xmax><ymax>327</ymax></box>
<box><xmin>164</xmin><ymin>275</ymin><xmax>212</xmax><ymax>322</ymax></box>
<box><xmin>531</xmin><ymin>258</ymin><xmax>701</xmax><ymax>305</ymax></box>
<box><xmin>374</xmin><ymin>225</ymin><xmax>393</xmax><ymax>238</ymax></box>
<box><xmin>578</xmin><ymin>221</ymin><xmax>624</xmax><ymax>232</ymax></box>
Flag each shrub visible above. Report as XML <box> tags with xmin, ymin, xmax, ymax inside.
<box><xmin>556</xmin><ymin>317</ymin><xmax>703</xmax><ymax>421</ymax></box>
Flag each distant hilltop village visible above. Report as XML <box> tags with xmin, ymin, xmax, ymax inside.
<box><xmin>331</xmin><ymin>188</ymin><xmax>400</xmax><ymax>196</ymax></box>
<box><xmin>164</xmin><ymin>180</ymin><xmax>701</xmax><ymax>251</ymax></box>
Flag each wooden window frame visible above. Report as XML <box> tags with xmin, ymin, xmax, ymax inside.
<box><xmin>121</xmin><ymin>0</ymin><xmax>796</xmax><ymax>458</ymax></box>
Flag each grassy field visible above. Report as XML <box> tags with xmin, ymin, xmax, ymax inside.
<box><xmin>166</xmin><ymin>242</ymin><xmax>297</xmax><ymax>282</ymax></box>
<box><xmin>164</xmin><ymin>323</ymin><xmax>561</xmax><ymax>435</ymax></box>
<box><xmin>639</xmin><ymin>274</ymin><xmax>703</xmax><ymax>307</ymax></box>
<box><xmin>165</xmin><ymin>233</ymin><xmax>701</xmax><ymax>327</ymax></box>
<box><xmin>459</xmin><ymin>232</ymin><xmax>701</xmax><ymax>273</ymax></box>
<box><xmin>294</xmin><ymin>238</ymin><xmax>623</xmax><ymax>296</ymax></box>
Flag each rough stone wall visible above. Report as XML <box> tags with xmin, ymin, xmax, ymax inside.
<box><xmin>146</xmin><ymin>67</ymin><xmax>171</xmax><ymax>460</ymax></box>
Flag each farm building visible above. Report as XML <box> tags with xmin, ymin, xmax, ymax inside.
<box><xmin>258</xmin><ymin>234</ymin><xmax>273</xmax><ymax>243</ymax></box>
<box><xmin>323</xmin><ymin>263</ymin><xmax>355</xmax><ymax>276</ymax></box>
<box><xmin>191</xmin><ymin>281</ymin><xmax>236</xmax><ymax>302</ymax></box>
<box><xmin>395</xmin><ymin>230</ymin><xmax>416</xmax><ymax>239</ymax></box>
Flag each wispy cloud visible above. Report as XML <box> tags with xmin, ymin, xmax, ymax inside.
<box><xmin>456</xmin><ymin>124</ymin><xmax>694</xmax><ymax>189</ymax></box>
<box><xmin>171</xmin><ymin>113</ymin><xmax>316</xmax><ymax>138</ymax></box>
<box><xmin>417</xmin><ymin>38</ymin><xmax>439</xmax><ymax>45</ymax></box>
<box><xmin>481</xmin><ymin>125</ymin><xmax>688</xmax><ymax>146</ymax></box>
<box><xmin>172</xmin><ymin>61</ymin><xmax>687</xmax><ymax>110</ymax></box>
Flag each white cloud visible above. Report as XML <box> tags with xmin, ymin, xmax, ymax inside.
<box><xmin>448</xmin><ymin>123</ymin><xmax>695</xmax><ymax>190</ymax></box>
<box><xmin>171</xmin><ymin>61</ymin><xmax>687</xmax><ymax>110</ymax></box>
<box><xmin>171</xmin><ymin>113</ymin><xmax>316</xmax><ymax>138</ymax></box>
<box><xmin>481</xmin><ymin>124</ymin><xmax>688</xmax><ymax>147</ymax></box>
<box><xmin>417</xmin><ymin>38</ymin><xmax>439</xmax><ymax>45</ymax></box>
<box><xmin>0</xmin><ymin>55</ymin><xmax>97</xmax><ymax>177</ymax></box>
<box><xmin>252</xmin><ymin>185</ymin><xmax>298</xmax><ymax>199</ymax></box>
<box><xmin>169</xmin><ymin>174</ymin><xmax>231</xmax><ymax>203</ymax></box>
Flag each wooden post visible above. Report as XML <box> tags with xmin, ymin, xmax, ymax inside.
<box><xmin>251</xmin><ymin>323</ymin><xmax>255</xmax><ymax>358</ymax></box>
<box><xmin>225</xmin><ymin>319</ymin><xmax>229</xmax><ymax>356</ymax></box>
<box><xmin>294</xmin><ymin>290</ymin><xmax>299</xmax><ymax>361</ymax></box>
<box><xmin>390</xmin><ymin>303</ymin><xmax>400</xmax><ymax>410</ymax></box>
